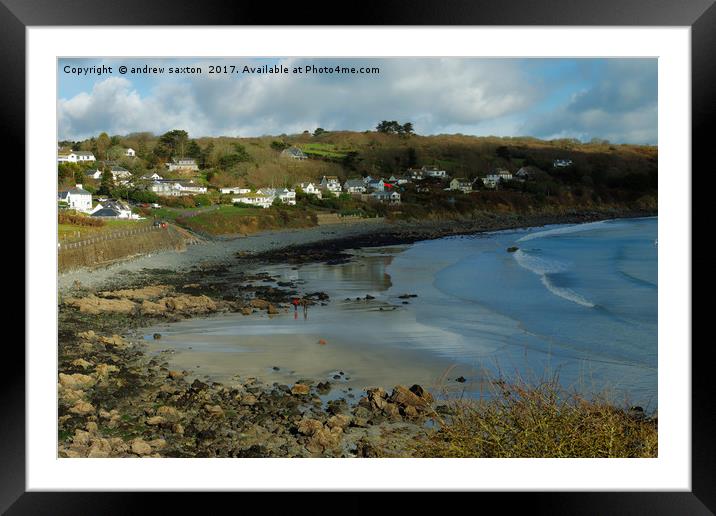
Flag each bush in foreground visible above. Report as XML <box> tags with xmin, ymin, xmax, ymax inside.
<box><xmin>414</xmin><ymin>378</ymin><xmax>657</xmax><ymax>458</ymax></box>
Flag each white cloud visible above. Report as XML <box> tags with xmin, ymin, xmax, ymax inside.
<box><xmin>58</xmin><ymin>58</ymin><xmax>540</xmax><ymax>140</ymax></box>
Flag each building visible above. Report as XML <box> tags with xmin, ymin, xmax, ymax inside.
<box><xmin>553</xmin><ymin>159</ymin><xmax>573</xmax><ymax>168</ymax></box>
<box><xmin>58</xmin><ymin>184</ymin><xmax>92</xmax><ymax>212</ymax></box>
<box><xmin>449</xmin><ymin>178</ymin><xmax>473</xmax><ymax>193</ymax></box>
<box><xmin>343</xmin><ymin>179</ymin><xmax>367</xmax><ymax>194</ymax></box>
<box><xmin>148</xmin><ymin>179</ymin><xmax>206</xmax><ymax>196</ymax></box>
<box><xmin>366</xmin><ymin>178</ymin><xmax>385</xmax><ymax>192</ymax></box>
<box><xmin>167</xmin><ymin>157</ymin><xmax>199</xmax><ymax>172</ymax></box>
<box><xmin>84</xmin><ymin>169</ymin><xmax>103</xmax><ymax>180</ymax></box>
<box><xmin>496</xmin><ymin>169</ymin><xmax>513</xmax><ymax>181</ymax></box>
<box><xmin>110</xmin><ymin>165</ymin><xmax>132</xmax><ymax>183</ymax></box>
<box><xmin>372</xmin><ymin>191</ymin><xmax>401</xmax><ymax>204</ymax></box>
<box><xmin>91</xmin><ymin>200</ymin><xmax>139</xmax><ymax>219</ymax></box>
<box><xmin>232</xmin><ymin>193</ymin><xmax>273</xmax><ymax>209</ymax></box>
<box><xmin>409</xmin><ymin>166</ymin><xmax>447</xmax><ymax>179</ymax></box>
<box><xmin>319</xmin><ymin>175</ymin><xmax>342</xmax><ymax>195</ymax></box>
<box><xmin>58</xmin><ymin>150</ymin><xmax>96</xmax><ymax>164</ymax></box>
<box><xmin>257</xmin><ymin>187</ymin><xmax>297</xmax><ymax>205</ymax></box>
<box><xmin>220</xmin><ymin>187</ymin><xmax>251</xmax><ymax>195</ymax></box>
<box><xmin>388</xmin><ymin>174</ymin><xmax>411</xmax><ymax>185</ymax></box>
<box><xmin>280</xmin><ymin>147</ymin><xmax>307</xmax><ymax>160</ymax></box>
<box><xmin>515</xmin><ymin>166</ymin><xmax>541</xmax><ymax>180</ymax></box>
<box><xmin>141</xmin><ymin>172</ymin><xmax>164</xmax><ymax>181</ymax></box>
<box><xmin>297</xmin><ymin>182</ymin><xmax>322</xmax><ymax>199</ymax></box>
<box><xmin>125</xmin><ymin>148</ymin><xmax>136</xmax><ymax>157</ymax></box>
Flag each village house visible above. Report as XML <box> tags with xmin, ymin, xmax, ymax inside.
<box><xmin>177</xmin><ymin>181</ymin><xmax>207</xmax><ymax>195</ymax></box>
<box><xmin>297</xmin><ymin>182</ymin><xmax>322</xmax><ymax>199</ymax></box>
<box><xmin>366</xmin><ymin>178</ymin><xmax>385</xmax><ymax>192</ymax></box>
<box><xmin>232</xmin><ymin>193</ymin><xmax>273</xmax><ymax>209</ymax></box>
<box><xmin>281</xmin><ymin>147</ymin><xmax>308</xmax><ymax>160</ymax></box>
<box><xmin>220</xmin><ymin>187</ymin><xmax>251</xmax><ymax>195</ymax></box>
<box><xmin>449</xmin><ymin>178</ymin><xmax>473</xmax><ymax>193</ymax></box>
<box><xmin>388</xmin><ymin>174</ymin><xmax>411</xmax><ymax>185</ymax></box>
<box><xmin>553</xmin><ymin>159</ymin><xmax>573</xmax><ymax>168</ymax></box>
<box><xmin>91</xmin><ymin>200</ymin><xmax>139</xmax><ymax>219</ymax></box>
<box><xmin>58</xmin><ymin>150</ymin><xmax>96</xmax><ymax>164</ymax></box>
<box><xmin>141</xmin><ymin>172</ymin><xmax>164</xmax><ymax>181</ymax></box>
<box><xmin>125</xmin><ymin>148</ymin><xmax>136</xmax><ymax>157</ymax></box>
<box><xmin>257</xmin><ymin>187</ymin><xmax>297</xmax><ymax>205</ymax></box>
<box><xmin>110</xmin><ymin>165</ymin><xmax>132</xmax><ymax>183</ymax></box>
<box><xmin>148</xmin><ymin>179</ymin><xmax>206</xmax><ymax>196</ymax></box>
<box><xmin>84</xmin><ymin>169</ymin><xmax>103</xmax><ymax>180</ymax></box>
<box><xmin>166</xmin><ymin>157</ymin><xmax>199</xmax><ymax>172</ymax></box>
<box><xmin>319</xmin><ymin>175</ymin><xmax>342</xmax><ymax>195</ymax></box>
<box><xmin>58</xmin><ymin>184</ymin><xmax>93</xmax><ymax>212</ymax></box>
<box><xmin>515</xmin><ymin>166</ymin><xmax>541</xmax><ymax>180</ymax></box>
<box><xmin>343</xmin><ymin>179</ymin><xmax>367</xmax><ymax>194</ymax></box>
<box><xmin>372</xmin><ymin>191</ymin><xmax>401</xmax><ymax>204</ymax></box>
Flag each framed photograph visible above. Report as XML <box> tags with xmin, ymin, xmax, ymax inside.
<box><xmin>7</xmin><ymin>0</ymin><xmax>710</xmax><ymax>510</ymax></box>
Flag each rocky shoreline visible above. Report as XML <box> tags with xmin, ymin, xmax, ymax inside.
<box><xmin>58</xmin><ymin>208</ymin><xmax>656</xmax><ymax>458</ymax></box>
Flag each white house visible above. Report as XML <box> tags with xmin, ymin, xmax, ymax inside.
<box><xmin>233</xmin><ymin>193</ymin><xmax>273</xmax><ymax>209</ymax></box>
<box><xmin>319</xmin><ymin>175</ymin><xmax>342</xmax><ymax>195</ymax></box>
<box><xmin>553</xmin><ymin>159</ymin><xmax>573</xmax><ymax>168</ymax></box>
<box><xmin>220</xmin><ymin>187</ymin><xmax>251</xmax><ymax>195</ymax></box>
<box><xmin>281</xmin><ymin>147</ymin><xmax>307</xmax><ymax>160</ymax></box>
<box><xmin>388</xmin><ymin>174</ymin><xmax>411</xmax><ymax>185</ymax></box>
<box><xmin>125</xmin><ymin>148</ymin><xmax>136</xmax><ymax>157</ymax></box>
<box><xmin>258</xmin><ymin>187</ymin><xmax>296</xmax><ymax>205</ymax></box>
<box><xmin>496</xmin><ymin>169</ymin><xmax>513</xmax><ymax>181</ymax></box>
<box><xmin>366</xmin><ymin>178</ymin><xmax>385</xmax><ymax>192</ymax></box>
<box><xmin>167</xmin><ymin>157</ymin><xmax>199</xmax><ymax>172</ymax></box>
<box><xmin>449</xmin><ymin>178</ymin><xmax>473</xmax><ymax>193</ymax></box>
<box><xmin>297</xmin><ymin>182</ymin><xmax>322</xmax><ymax>199</ymax></box>
<box><xmin>110</xmin><ymin>165</ymin><xmax>132</xmax><ymax>183</ymax></box>
<box><xmin>422</xmin><ymin>166</ymin><xmax>447</xmax><ymax>178</ymax></box>
<box><xmin>91</xmin><ymin>200</ymin><xmax>140</xmax><ymax>219</ymax></box>
<box><xmin>343</xmin><ymin>179</ymin><xmax>367</xmax><ymax>194</ymax></box>
<box><xmin>141</xmin><ymin>172</ymin><xmax>163</xmax><ymax>181</ymax></box>
<box><xmin>148</xmin><ymin>179</ymin><xmax>206</xmax><ymax>196</ymax></box>
<box><xmin>85</xmin><ymin>169</ymin><xmax>103</xmax><ymax>180</ymax></box>
<box><xmin>177</xmin><ymin>181</ymin><xmax>207</xmax><ymax>195</ymax></box>
<box><xmin>58</xmin><ymin>150</ymin><xmax>96</xmax><ymax>163</ymax></box>
<box><xmin>515</xmin><ymin>166</ymin><xmax>541</xmax><ymax>180</ymax></box>
<box><xmin>58</xmin><ymin>184</ymin><xmax>92</xmax><ymax>212</ymax></box>
<box><xmin>372</xmin><ymin>191</ymin><xmax>401</xmax><ymax>204</ymax></box>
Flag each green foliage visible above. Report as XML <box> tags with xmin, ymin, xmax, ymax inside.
<box><xmin>270</xmin><ymin>140</ymin><xmax>289</xmax><ymax>151</ymax></box>
<box><xmin>313</xmin><ymin>127</ymin><xmax>328</xmax><ymax>137</ymax></box>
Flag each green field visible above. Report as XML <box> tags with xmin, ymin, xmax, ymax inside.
<box><xmin>299</xmin><ymin>142</ymin><xmax>353</xmax><ymax>160</ymax></box>
<box><xmin>58</xmin><ymin>218</ymin><xmax>150</xmax><ymax>241</ymax></box>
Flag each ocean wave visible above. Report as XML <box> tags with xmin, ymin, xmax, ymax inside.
<box><xmin>517</xmin><ymin>220</ymin><xmax>608</xmax><ymax>243</ymax></box>
<box><xmin>513</xmin><ymin>249</ymin><xmax>595</xmax><ymax>308</ymax></box>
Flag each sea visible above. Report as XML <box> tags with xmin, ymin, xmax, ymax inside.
<box><xmin>145</xmin><ymin>217</ymin><xmax>658</xmax><ymax>409</ymax></box>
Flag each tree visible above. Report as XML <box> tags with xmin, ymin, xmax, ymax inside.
<box><xmin>154</xmin><ymin>129</ymin><xmax>189</xmax><ymax>160</ymax></box>
<box><xmin>271</xmin><ymin>140</ymin><xmax>289</xmax><ymax>151</ymax></box>
<box><xmin>96</xmin><ymin>132</ymin><xmax>111</xmax><ymax>160</ymax></box>
<box><xmin>186</xmin><ymin>140</ymin><xmax>202</xmax><ymax>159</ymax></box>
<box><xmin>313</xmin><ymin>128</ymin><xmax>327</xmax><ymax>137</ymax></box>
<box><xmin>401</xmin><ymin>122</ymin><xmax>414</xmax><ymax>136</ymax></box>
<box><xmin>98</xmin><ymin>170</ymin><xmax>115</xmax><ymax>195</ymax></box>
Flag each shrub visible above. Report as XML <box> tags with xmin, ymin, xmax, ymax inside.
<box><xmin>58</xmin><ymin>213</ymin><xmax>105</xmax><ymax>227</ymax></box>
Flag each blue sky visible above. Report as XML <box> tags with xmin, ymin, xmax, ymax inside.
<box><xmin>58</xmin><ymin>57</ymin><xmax>657</xmax><ymax>144</ymax></box>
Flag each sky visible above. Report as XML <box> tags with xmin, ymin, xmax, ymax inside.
<box><xmin>57</xmin><ymin>57</ymin><xmax>657</xmax><ymax>144</ymax></box>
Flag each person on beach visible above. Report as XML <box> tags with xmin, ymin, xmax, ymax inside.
<box><xmin>301</xmin><ymin>298</ymin><xmax>309</xmax><ymax>319</ymax></box>
<box><xmin>292</xmin><ymin>297</ymin><xmax>300</xmax><ymax>320</ymax></box>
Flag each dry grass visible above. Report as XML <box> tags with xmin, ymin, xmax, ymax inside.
<box><xmin>414</xmin><ymin>375</ymin><xmax>658</xmax><ymax>458</ymax></box>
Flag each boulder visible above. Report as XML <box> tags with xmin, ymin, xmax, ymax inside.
<box><xmin>59</xmin><ymin>373</ymin><xmax>96</xmax><ymax>390</ymax></box>
<box><xmin>297</xmin><ymin>418</ymin><xmax>323</xmax><ymax>436</ymax></box>
<box><xmin>131</xmin><ymin>438</ymin><xmax>153</xmax><ymax>456</ymax></box>
<box><xmin>64</xmin><ymin>295</ymin><xmax>136</xmax><ymax>315</ymax></box>
<box><xmin>69</xmin><ymin>400</ymin><xmax>95</xmax><ymax>415</ymax></box>
<box><xmin>291</xmin><ymin>383</ymin><xmax>311</xmax><ymax>396</ymax></box>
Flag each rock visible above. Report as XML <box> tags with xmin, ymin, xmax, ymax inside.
<box><xmin>240</xmin><ymin>393</ymin><xmax>258</xmax><ymax>406</ymax></box>
<box><xmin>140</xmin><ymin>300</ymin><xmax>166</xmax><ymax>316</ymax></box>
<box><xmin>327</xmin><ymin>414</ymin><xmax>351</xmax><ymax>430</ymax></box>
<box><xmin>316</xmin><ymin>381</ymin><xmax>331</xmax><ymax>394</ymax></box>
<box><xmin>507</xmin><ymin>246</ymin><xmax>519</xmax><ymax>253</ymax></box>
<box><xmin>365</xmin><ymin>294</ymin><xmax>375</xmax><ymax>300</ymax></box>
<box><xmin>94</xmin><ymin>363</ymin><xmax>120</xmax><ymax>380</ymax></box>
<box><xmin>99</xmin><ymin>285</ymin><xmax>172</xmax><ymax>301</ymax></box>
<box><xmin>249</xmin><ymin>299</ymin><xmax>270</xmax><ymax>309</ymax></box>
<box><xmin>291</xmin><ymin>383</ymin><xmax>311</xmax><ymax>396</ymax></box>
<box><xmin>87</xmin><ymin>438</ymin><xmax>113</xmax><ymax>458</ymax></box>
<box><xmin>85</xmin><ymin>421</ymin><xmax>98</xmax><ymax>433</ymax></box>
<box><xmin>403</xmin><ymin>405</ymin><xmax>419</xmax><ymax>418</ymax></box>
<box><xmin>99</xmin><ymin>335</ymin><xmax>127</xmax><ymax>349</ymax></box>
<box><xmin>146</xmin><ymin>416</ymin><xmax>166</xmax><ymax>426</ymax></box>
<box><xmin>131</xmin><ymin>438</ymin><xmax>153</xmax><ymax>456</ymax></box>
<box><xmin>204</xmin><ymin>404</ymin><xmax>225</xmax><ymax>417</ymax></box>
<box><xmin>455</xmin><ymin>376</ymin><xmax>467</xmax><ymax>383</ymax></box>
<box><xmin>163</xmin><ymin>294</ymin><xmax>218</xmax><ymax>314</ymax></box>
<box><xmin>168</xmin><ymin>370</ymin><xmax>184</xmax><ymax>379</ymax></box>
<box><xmin>172</xmin><ymin>423</ymin><xmax>185</xmax><ymax>435</ymax></box>
<box><xmin>69</xmin><ymin>400</ymin><xmax>94</xmax><ymax>415</ymax></box>
<box><xmin>77</xmin><ymin>330</ymin><xmax>96</xmax><ymax>341</ymax></box>
<box><xmin>267</xmin><ymin>304</ymin><xmax>279</xmax><ymax>315</ymax></box>
<box><xmin>306</xmin><ymin>426</ymin><xmax>342</xmax><ymax>454</ymax></box>
<box><xmin>409</xmin><ymin>384</ymin><xmax>434</xmax><ymax>403</ymax></box>
<box><xmin>153</xmin><ymin>333</ymin><xmax>162</xmax><ymax>340</ymax></box>
<box><xmin>64</xmin><ymin>295</ymin><xmax>136</xmax><ymax>315</ymax></box>
<box><xmin>71</xmin><ymin>358</ymin><xmax>93</xmax><ymax>369</ymax></box>
<box><xmin>59</xmin><ymin>373</ymin><xmax>96</xmax><ymax>390</ymax></box>
<box><xmin>383</xmin><ymin>402</ymin><xmax>401</xmax><ymax>419</ymax></box>
<box><xmin>297</xmin><ymin>418</ymin><xmax>323</xmax><ymax>436</ymax></box>
<box><xmin>240</xmin><ymin>307</ymin><xmax>253</xmax><ymax>316</ymax></box>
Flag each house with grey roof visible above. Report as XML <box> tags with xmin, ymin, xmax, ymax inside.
<box><xmin>281</xmin><ymin>147</ymin><xmax>307</xmax><ymax>160</ymax></box>
<box><xmin>58</xmin><ymin>184</ymin><xmax>92</xmax><ymax>212</ymax></box>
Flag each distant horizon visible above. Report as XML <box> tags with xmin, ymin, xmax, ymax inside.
<box><xmin>58</xmin><ymin>57</ymin><xmax>657</xmax><ymax>145</ymax></box>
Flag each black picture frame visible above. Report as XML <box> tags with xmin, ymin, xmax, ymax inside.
<box><xmin>5</xmin><ymin>0</ymin><xmax>710</xmax><ymax>512</ymax></box>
